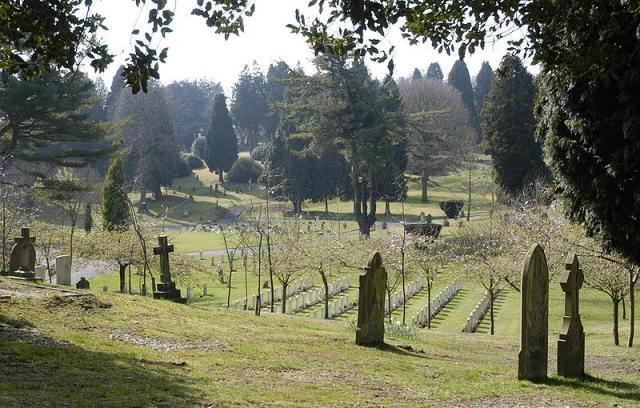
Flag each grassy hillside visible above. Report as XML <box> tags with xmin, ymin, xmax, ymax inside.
<box><xmin>0</xmin><ymin>281</ymin><xmax>638</xmax><ymax>407</ymax></box>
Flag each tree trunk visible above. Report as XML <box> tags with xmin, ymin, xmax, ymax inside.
<box><xmin>324</xmin><ymin>197</ymin><xmax>329</xmax><ymax>215</ymax></box>
<box><xmin>466</xmin><ymin>170</ymin><xmax>471</xmax><ymax>221</ymax></box>
<box><xmin>628</xmin><ymin>275</ymin><xmax>636</xmax><ymax>347</ymax></box>
<box><xmin>387</xmin><ymin>288</ymin><xmax>392</xmax><ymax>324</ymax></box>
<box><xmin>352</xmin><ymin>167</ymin><xmax>376</xmax><ymax>238</ymax></box>
<box><xmin>218</xmin><ymin>169</ymin><xmax>225</xmax><ymax>184</ymax></box>
<box><xmin>490</xmin><ymin>292</ymin><xmax>495</xmax><ymax>335</ymax></box>
<box><xmin>421</xmin><ymin>170</ymin><xmax>429</xmax><ymax>202</ymax></box>
<box><xmin>427</xmin><ymin>284</ymin><xmax>432</xmax><ymax>329</ymax></box>
<box><xmin>226</xmin><ymin>259</ymin><xmax>233</xmax><ymax>308</ymax></box>
<box><xmin>401</xmin><ymin>250</ymin><xmax>406</xmax><ymax>325</ymax></box>
<box><xmin>321</xmin><ymin>271</ymin><xmax>329</xmax><ymax>319</ymax></box>
<box><xmin>613</xmin><ymin>298</ymin><xmax>620</xmax><ymax>346</ymax></box>
<box><xmin>118</xmin><ymin>263</ymin><xmax>127</xmax><ymax>294</ymax></box>
<box><xmin>281</xmin><ymin>284</ymin><xmax>288</xmax><ymax>314</ymax></box>
<box><xmin>622</xmin><ymin>296</ymin><xmax>627</xmax><ymax>320</ymax></box>
<box><xmin>385</xmin><ymin>200</ymin><xmax>391</xmax><ymax>217</ymax></box>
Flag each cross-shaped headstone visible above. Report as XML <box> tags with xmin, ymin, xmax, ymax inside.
<box><xmin>557</xmin><ymin>251</ymin><xmax>585</xmax><ymax>378</ymax></box>
<box><xmin>561</xmin><ymin>252</ymin><xmax>584</xmax><ymax>317</ymax></box>
<box><xmin>9</xmin><ymin>227</ymin><xmax>37</xmax><ymax>274</ymax></box>
<box><xmin>153</xmin><ymin>236</ymin><xmax>174</xmax><ymax>284</ymax></box>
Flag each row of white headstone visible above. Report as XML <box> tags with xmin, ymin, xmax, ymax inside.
<box><xmin>462</xmin><ymin>283</ymin><xmax>500</xmax><ymax>333</ymax></box>
<box><xmin>288</xmin><ymin>276</ymin><xmax>351</xmax><ymax>314</ymax></box>
<box><xmin>311</xmin><ymin>289</ymin><xmax>358</xmax><ymax>319</ymax></box>
<box><xmin>235</xmin><ymin>275</ymin><xmax>316</xmax><ymax>311</ymax></box>
<box><xmin>411</xmin><ymin>279</ymin><xmax>461</xmax><ymax>327</ymax></box>
<box><xmin>384</xmin><ymin>276</ymin><xmax>425</xmax><ymax>314</ymax></box>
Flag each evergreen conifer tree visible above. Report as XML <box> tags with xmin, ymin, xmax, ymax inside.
<box><xmin>474</xmin><ymin>62</ymin><xmax>494</xmax><ymax>122</ymax></box>
<box><xmin>412</xmin><ymin>68</ymin><xmax>423</xmax><ymax>80</ymax></box>
<box><xmin>426</xmin><ymin>63</ymin><xmax>444</xmax><ymax>81</ymax></box>
<box><xmin>102</xmin><ymin>157</ymin><xmax>130</xmax><ymax>231</ymax></box>
<box><xmin>448</xmin><ymin>59</ymin><xmax>480</xmax><ymax>142</ymax></box>
<box><xmin>205</xmin><ymin>93</ymin><xmax>238</xmax><ymax>183</ymax></box>
<box><xmin>482</xmin><ymin>55</ymin><xmax>548</xmax><ymax>195</ymax></box>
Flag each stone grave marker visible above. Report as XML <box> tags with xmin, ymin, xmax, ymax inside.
<box><xmin>518</xmin><ymin>244</ymin><xmax>549</xmax><ymax>381</ymax></box>
<box><xmin>8</xmin><ymin>227</ymin><xmax>38</xmax><ymax>281</ymax></box>
<box><xmin>34</xmin><ymin>265</ymin><xmax>46</xmax><ymax>280</ymax></box>
<box><xmin>152</xmin><ymin>236</ymin><xmax>186</xmax><ymax>303</ymax></box>
<box><xmin>76</xmin><ymin>277</ymin><xmax>90</xmax><ymax>290</ymax></box>
<box><xmin>56</xmin><ymin>255</ymin><xmax>72</xmax><ymax>286</ymax></box>
<box><xmin>557</xmin><ymin>252</ymin><xmax>585</xmax><ymax>378</ymax></box>
<box><xmin>356</xmin><ymin>252</ymin><xmax>387</xmax><ymax>346</ymax></box>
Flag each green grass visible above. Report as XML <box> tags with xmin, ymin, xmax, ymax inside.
<box><xmin>0</xmin><ymin>279</ymin><xmax>637</xmax><ymax>407</ymax></box>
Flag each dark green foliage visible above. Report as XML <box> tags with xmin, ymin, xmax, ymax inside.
<box><xmin>102</xmin><ymin>157</ymin><xmax>130</xmax><ymax>231</ymax></box>
<box><xmin>84</xmin><ymin>203</ymin><xmax>93</xmax><ymax>233</ymax></box>
<box><xmin>412</xmin><ymin>68</ymin><xmax>423</xmax><ymax>81</ymax></box>
<box><xmin>426</xmin><ymin>63</ymin><xmax>444</xmax><ymax>81</ymax></box>
<box><xmin>447</xmin><ymin>60</ymin><xmax>480</xmax><ymax>142</ymax></box>
<box><xmin>164</xmin><ymin>80</ymin><xmax>222</xmax><ymax>149</ymax></box>
<box><xmin>190</xmin><ymin>135</ymin><xmax>208</xmax><ymax>159</ymax></box>
<box><xmin>113</xmin><ymin>83</ymin><xmax>183</xmax><ymax>197</ymax></box>
<box><xmin>205</xmin><ymin>93</ymin><xmax>238</xmax><ymax>183</ymax></box>
<box><xmin>536</xmin><ymin>3</ymin><xmax>640</xmax><ymax>265</ymax></box>
<box><xmin>182</xmin><ymin>153</ymin><xmax>205</xmax><ymax>170</ymax></box>
<box><xmin>0</xmin><ymin>71</ymin><xmax>113</xmax><ymax>190</ymax></box>
<box><xmin>228</xmin><ymin>157</ymin><xmax>263</xmax><ymax>183</ymax></box>
<box><xmin>482</xmin><ymin>55</ymin><xmax>548</xmax><ymax>195</ymax></box>
<box><xmin>474</xmin><ymin>62</ymin><xmax>493</xmax><ymax>121</ymax></box>
<box><xmin>250</xmin><ymin>143</ymin><xmax>271</xmax><ymax>162</ymax></box>
<box><xmin>264</xmin><ymin>61</ymin><xmax>295</xmax><ymax>141</ymax></box>
<box><xmin>230</xmin><ymin>64</ymin><xmax>268</xmax><ymax>150</ymax></box>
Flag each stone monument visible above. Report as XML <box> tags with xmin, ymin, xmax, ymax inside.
<box><xmin>518</xmin><ymin>244</ymin><xmax>549</xmax><ymax>381</ymax></box>
<box><xmin>557</xmin><ymin>252</ymin><xmax>585</xmax><ymax>378</ymax></box>
<box><xmin>356</xmin><ymin>252</ymin><xmax>387</xmax><ymax>347</ymax></box>
<box><xmin>8</xmin><ymin>227</ymin><xmax>38</xmax><ymax>281</ymax></box>
<box><xmin>152</xmin><ymin>236</ymin><xmax>186</xmax><ymax>303</ymax></box>
<box><xmin>56</xmin><ymin>255</ymin><xmax>72</xmax><ymax>286</ymax></box>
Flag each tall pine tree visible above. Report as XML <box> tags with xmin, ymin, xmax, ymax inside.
<box><xmin>482</xmin><ymin>55</ymin><xmax>548</xmax><ymax>195</ymax></box>
<box><xmin>426</xmin><ymin>63</ymin><xmax>444</xmax><ymax>81</ymax></box>
<box><xmin>412</xmin><ymin>68</ymin><xmax>423</xmax><ymax>80</ymax></box>
<box><xmin>448</xmin><ymin>59</ymin><xmax>480</xmax><ymax>142</ymax></box>
<box><xmin>205</xmin><ymin>93</ymin><xmax>238</xmax><ymax>183</ymax></box>
<box><xmin>102</xmin><ymin>157</ymin><xmax>130</xmax><ymax>231</ymax></box>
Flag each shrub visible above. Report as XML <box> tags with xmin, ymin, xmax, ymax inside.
<box><xmin>173</xmin><ymin>156</ymin><xmax>192</xmax><ymax>177</ymax></box>
<box><xmin>182</xmin><ymin>153</ymin><xmax>205</xmax><ymax>170</ymax></box>
<box><xmin>227</xmin><ymin>157</ymin><xmax>263</xmax><ymax>183</ymax></box>
<box><xmin>250</xmin><ymin>143</ymin><xmax>270</xmax><ymax>162</ymax></box>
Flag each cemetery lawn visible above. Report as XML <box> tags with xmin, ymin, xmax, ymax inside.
<box><xmin>1</xmin><ymin>285</ymin><xmax>638</xmax><ymax>407</ymax></box>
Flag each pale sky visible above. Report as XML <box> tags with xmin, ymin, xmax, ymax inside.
<box><xmin>90</xmin><ymin>0</ymin><xmax>535</xmax><ymax>93</ymax></box>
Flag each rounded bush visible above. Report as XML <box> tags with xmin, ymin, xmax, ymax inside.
<box><xmin>250</xmin><ymin>143</ymin><xmax>271</xmax><ymax>162</ymax></box>
<box><xmin>182</xmin><ymin>153</ymin><xmax>205</xmax><ymax>170</ymax></box>
<box><xmin>228</xmin><ymin>157</ymin><xmax>263</xmax><ymax>183</ymax></box>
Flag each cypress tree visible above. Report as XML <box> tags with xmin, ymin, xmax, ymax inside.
<box><xmin>102</xmin><ymin>157</ymin><xmax>130</xmax><ymax>231</ymax></box>
<box><xmin>482</xmin><ymin>55</ymin><xmax>548</xmax><ymax>195</ymax></box>
<box><xmin>426</xmin><ymin>62</ymin><xmax>444</xmax><ymax>81</ymax></box>
<box><xmin>84</xmin><ymin>203</ymin><xmax>93</xmax><ymax>233</ymax></box>
<box><xmin>205</xmin><ymin>93</ymin><xmax>238</xmax><ymax>183</ymax></box>
<box><xmin>448</xmin><ymin>59</ymin><xmax>480</xmax><ymax>142</ymax></box>
<box><xmin>412</xmin><ymin>68</ymin><xmax>423</xmax><ymax>81</ymax></box>
<box><xmin>474</xmin><ymin>61</ymin><xmax>494</xmax><ymax>121</ymax></box>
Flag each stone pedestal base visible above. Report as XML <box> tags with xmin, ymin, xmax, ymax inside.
<box><xmin>8</xmin><ymin>269</ymin><xmax>41</xmax><ymax>282</ymax></box>
<box><xmin>153</xmin><ymin>281</ymin><xmax>186</xmax><ymax>303</ymax></box>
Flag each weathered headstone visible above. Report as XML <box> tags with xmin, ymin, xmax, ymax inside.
<box><xmin>557</xmin><ymin>252</ymin><xmax>585</xmax><ymax>378</ymax></box>
<box><xmin>76</xmin><ymin>277</ymin><xmax>90</xmax><ymax>290</ymax></box>
<box><xmin>203</xmin><ymin>283</ymin><xmax>208</xmax><ymax>296</ymax></box>
<box><xmin>56</xmin><ymin>255</ymin><xmax>72</xmax><ymax>286</ymax></box>
<box><xmin>8</xmin><ymin>227</ymin><xmax>38</xmax><ymax>280</ymax></box>
<box><xmin>34</xmin><ymin>265</ymin><xmax>46</xmax><ymax>280</ymax></box>
<box><xmin>356</xmin><ymin>252</ymin><xmax>387</xmax><ymax>346</ymax></box>
<box><xmin>152</xmin><ymin>236</ymin><xmax>186</xmax><ymax>303</ymax></box>
<box><xmin>518</xmin><ymin>244</ymin><xmax>549</xmax><ymax>381</ymax></box>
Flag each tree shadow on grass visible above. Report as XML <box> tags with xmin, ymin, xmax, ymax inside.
<box><xmin>542</xmin><ymin>375</ymin><xmax>640</xmax><ymax>402</ymax></box>
<box><xmin>0</xmin><ymin>317</ymin><xmax>201</xmax><ymax>408</ymax></box>
<box><xmin>377</xmin><ymin>342</ymin><xmax>430</xmax><ymax>360</ymax></box>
